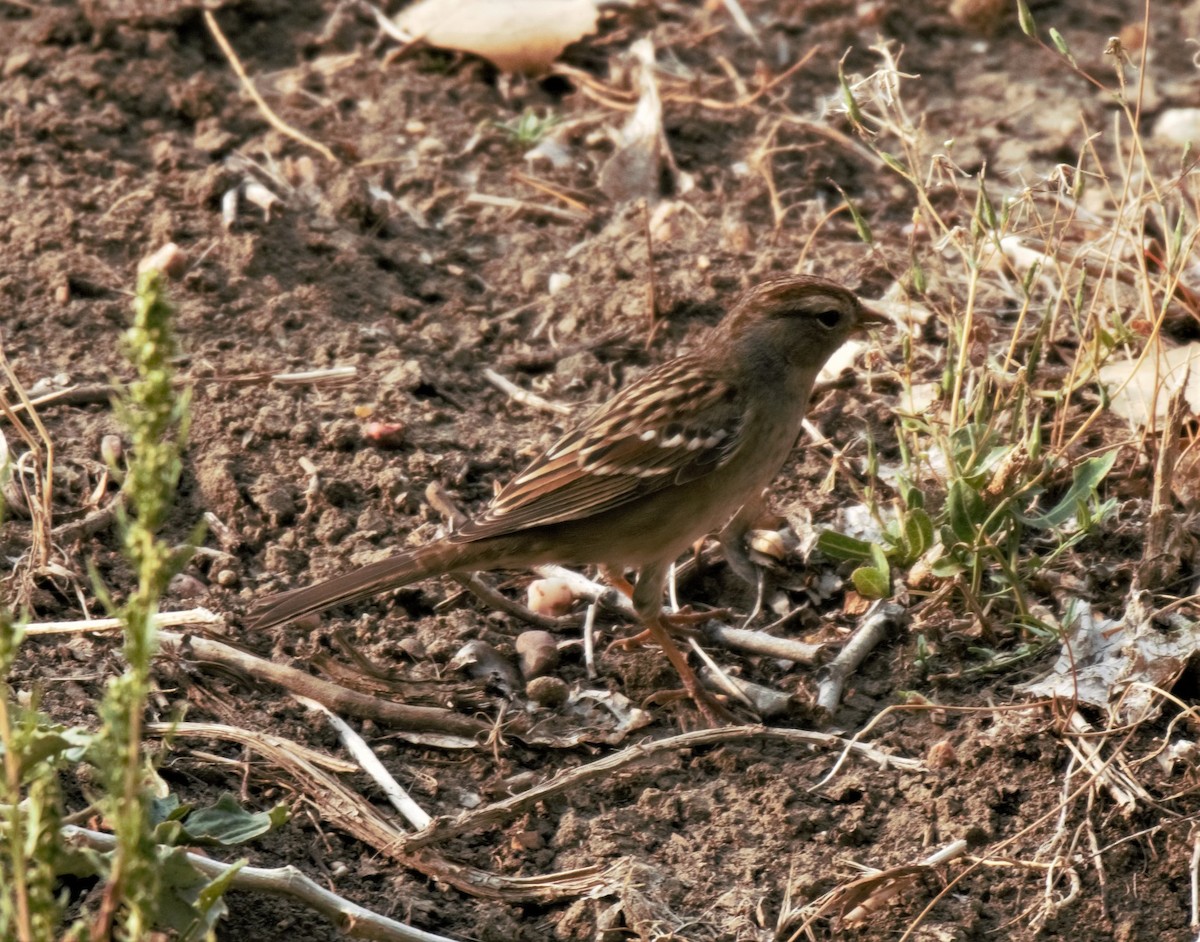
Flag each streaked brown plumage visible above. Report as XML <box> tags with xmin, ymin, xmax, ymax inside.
<box><xmin>246</xmin><ymin>275</ymin><xmax>887</xmax><ymax>723</ymax></box>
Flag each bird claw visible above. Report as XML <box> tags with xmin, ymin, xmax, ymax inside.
<box><xmin>643</xmin><ymin>686</ymin><xmax>737</xmax><ymax>727</ymax></box>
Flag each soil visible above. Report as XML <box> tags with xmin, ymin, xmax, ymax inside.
<box><xmin>2</xmin><ymin>1</ymin><xmax>1200</xmax><ymax>940</ymax></box>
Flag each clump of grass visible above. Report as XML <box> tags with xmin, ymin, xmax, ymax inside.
<box><xmin>821</xmin><ymin>20</ymin><xmax>1195</xmax><ymax>672</ymax></box>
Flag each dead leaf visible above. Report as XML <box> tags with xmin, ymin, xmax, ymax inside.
<box><xmin>1096</xmin><ymin>340</ymin><xmax>1200</xmax><ymax>427</ymax></box>
<box><xmin>393</xmin><ymin>0</ymin><xmax>599</xmax><ymax>74</ymax></box>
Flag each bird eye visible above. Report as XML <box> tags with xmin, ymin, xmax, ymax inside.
<box><xmin>816</xmin><ymin>309</ymin><xmax>841</xmax><ymax>329</ymax></box>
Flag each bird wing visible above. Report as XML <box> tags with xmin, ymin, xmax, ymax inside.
<box><xmin>453</xmin><ymin>355</ymin><xmax>745</xmax><ymax>541</ymax></box>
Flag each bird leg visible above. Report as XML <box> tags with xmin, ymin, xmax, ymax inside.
<box><xmin>603</xmin><ymin>562</ymin><xmax>735</xmax><ymax>726</ymax></box>
<box><xmin>640</xmin><ymin>614</ymin><xmax>736</xmax><ymax>726</ymax></box>
<box><xmin>601</xmin><ymin>564</ymin><xmax>725</xmax><ymax>651</ymax></box>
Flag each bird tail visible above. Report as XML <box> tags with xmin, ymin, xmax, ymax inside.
<box><xmin>244</xmin><ymin>540</ymin><xmax>473</xmax><ymax>631</ymax></box>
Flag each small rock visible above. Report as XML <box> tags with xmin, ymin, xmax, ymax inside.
<box><xmin>168</xmin><ymin>573</ymin><xmax>207</xmax><ymax>599</ymax></box>
<box><xmin>99</xmin><ymin>434</ymin><xmax>123</xmax><ymax>467</ymax></box>
<box><xmin>548</xmin><ymin>272</ymin><xmax>572</xmax><ymax>295</ymax></box>
<box><xmin>363</xmin><ymin>420</ymin><xmax>406</xmax><ymax>449</ymax></box>
<box><xmin>449</xmin><ymin>640</ymin><xmax>520</xmax><ymax>696</ymax></box>
<box><xmin>515</xmin><ymin>629</ymin><xmax>559</xmax><ymax>679</ymax></box>
<box><xmin>214</xmin><ymin>569</ymin><xmax>239</xmax><ymax>588</ymax></box>
<box><xmin>1154</xmin><ymin>108</ymin><xmax>1200</xmax><ymax>148</ymax></box>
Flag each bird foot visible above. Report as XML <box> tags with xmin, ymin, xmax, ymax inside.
<box><xmin>607</xmin><ymin>606</ymin><xmax>727</xmax><ymax>653</ymax></box>
<box><xmin>643</xmin><ymin>685</ymin><xmax>737</xmax><ymax>727</ymax></box>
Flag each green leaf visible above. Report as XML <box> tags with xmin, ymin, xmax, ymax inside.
<box><xmin>898</xmin><ymin>508</ymin><xmax>934</xmax><ymax>564</ymax></box>
<box><xmin>1016</xmin><ymin>451</ymin><xmax>1117</xmax><ymax>530</ymax></box>
<box><xmin>1049</xmin><ymin>28</ymin><xmax>1077</xmax><ymax>67</ymax></box>
<box><xmin>837</xmin><ymin>57</ymin><xmax>866</xmax><ymax>130</ymax></box>
<box><xmin>851</xmin><ymin>544</ymin><xmax>891</xmax><ymax>599</ymax></box>
<box><xmin>947</xmin><ymin>479</ymin><xmax>987</xmax><ymax>544</ymax></box>
<box><xmin>1016</xmin><ymin>0</ymin><xmax>1036</xmax><ymax>36</ymax></box>
<box><xmin>176</xmin><ymin>794</ymin><xmax>289</xmax><ymax>846</ymax></box>
<box><xmin>817</xmin><ymin>530</ymin><xmax>876</xmax><ymax>562</ymax></box>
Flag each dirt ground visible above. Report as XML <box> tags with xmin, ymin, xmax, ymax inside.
<box><xmin>3</xmin><ymin>0</ymin><xmax>1200</xmax><ymax>939</ymax></box>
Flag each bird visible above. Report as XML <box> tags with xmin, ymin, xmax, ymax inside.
<box><xmin>246</xmin><ymin>274</ymin><xmax>888</xmax><ymax>724</ymax></box>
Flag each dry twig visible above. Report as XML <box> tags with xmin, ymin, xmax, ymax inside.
<box><xmin>63</xmin><ymin>826</ymin><xmax>459</xmax><ymax>942</ymax></box>
<box><xmin>203</xmin><ymin>10</ymin><xmax>339</xmax><ymax>165</ymax></box>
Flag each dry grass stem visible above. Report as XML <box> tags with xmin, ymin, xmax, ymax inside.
<box><xmin>63</xmin><ymin>826</ymin><xmax>458</xmax><ymax>942</ymax></box>
<box><xmin>203</xmin><ymin>11</ymin><xmax>339</xmax><ymax>165</ymax></box>
<box><xmin>157</xmin><ymin>630</ymin><xmax>490</xmax><ymax>740</ymax></box>
<box><xmin>401</xmin><ymin>724</ymin><xmax>922</xmax><ymax>853</ymax></box>
<box><xmin>296</xmin><ymin>696</ymin><xmax>433</xmax><ymax>829</ymax></box>
<box><xmin>22</xmin><ymin>607</ymin><xmax>224</xmax><ymax>636</ymax></box>
<box><xmin>482</xmin><ymin>367</ymin><xmax>573</xmax><ymax>416</ymax></box>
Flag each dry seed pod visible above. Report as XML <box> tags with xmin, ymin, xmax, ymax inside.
<box><xmin>747</xmin><ymin>529</ymin><xmax>787</xmax><ymax>564</ymax></box>
<box><xmin>526</xmin><ymin>675</ymin><xmax>569</xmax><ymax>707</ymax></box>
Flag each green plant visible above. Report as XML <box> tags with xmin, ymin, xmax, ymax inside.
<box><xmin>495</xmin><ymin>107</ymin><xmax>562</xmax><ymax>146</ymax></box>
<box><xmin>0</xmin><ymin>271</ymin><xmax>286</xmax><ymax>940</ymax></box>
<box><xmin>814</xmin><ymin>23</ymin><xmax>1182</xmax><ymax>665</ymax></box>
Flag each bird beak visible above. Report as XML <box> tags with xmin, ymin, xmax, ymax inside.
<box><xmin>854</xmin><ymin>303</ymin><xmax>891</xmax><ymax>333</ymax></box>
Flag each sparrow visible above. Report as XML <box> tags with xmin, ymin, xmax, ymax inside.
<box><xmin>247</xmin><ymin>274</ymin><xmax>887</xmax><ymax>724</ymax></box>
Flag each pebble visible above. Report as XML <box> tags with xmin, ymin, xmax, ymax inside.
<box><xmin>515</xmin><ymin>629</ymin><xmax>559</xmax><ymax>679</ymax></box>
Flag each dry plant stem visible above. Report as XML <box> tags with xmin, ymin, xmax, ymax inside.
<box><xmin>451</xmin><ymin>572</ymin><xmax>579</xmax><ymax>630</ymax></box>
<box><xmin>52</xmin><ymin>494</ymin><xmax>124</xmax><ymax>544</ymax></box>
<box><xmin>1134</xmin><ymin>382</ymin><xmax>1187</xmax><ymax>591</ymax></box>
<box><xmin>466</xmin><ymin>192</ymin><xmax>588</xmax><ymax>223</ymax></box>
<box><xmin>202</xmin><ymin>10</ymin><xmax>339</xmax><ymax>165</ymax></box>
<box><xmin>1190</xmin><ymin>831</ymin><xmax>1199</xmax><ymax>934</ymax></box>
<box><xmin>1</xmin><ymin>382</ymin><xmax>112</xmax><ymax>414</ymax></box>
<box><xmin>400</xmin><ymin>725</ymin><xmax>922</xmax><ymax>853</ymax></box>
<box><xmin>1062</xmin><ymin>710</ymin><xmax>1152</xmax><ymax>811</ymax></box>
<box><xmin>816</xmin><ymin>603</ymin><xmax>902</xmax><ymax>714</ymax></box>
<box><xmin>296</xmin><ymin>697</ymin><xmax>433</xmax><ymax>830</ymax></box>
<box><xmin>701</xmin><ymin>620</ymin><xmax>828</xmax><ymax>665</ymax></box>
<box><xmin>156</xmin><ymin>631</ymin><xmax>489</xmax><ymax>740</ymax></box>
<box><xmin>62</xmin><ymin>825</ymin><xmax>462</xmax><ymax>942</ymax></box>
<box><xmin>0</xmin><ymin>349</ymin><xmax>54</xmax><ymax>571</ymax></box>
<box><xmin>147</xmin><ymin>721</ymin><xmax>359</xmax><ymax>772</ymax></box>
<box><xmin>482</xmin><ymin>368</ymin><xmax>573</xmax><ymax>416</ymax></box>
<box><xmin>23</xmin><ymin>607</ymin><xmax>223</xmax><ymax>636</ymax></box>
<box><xmin>897</xmin><ymin>710</ymin><xmax>1150</xmax><ymax>942</ymax></box>
<box><xmin>205</xmin><ymin>366</ymin><xmax>359</xmax><ymax>388</ymax></box>
<box><xmin>1</xmin><ymin>370</ymin><xmax>357</xmax><ymax>420</ymax></box>
<box><xmin>149</xmin><ymin>722</ymin><xmax>617</xmax><ymax>902</ymax></box>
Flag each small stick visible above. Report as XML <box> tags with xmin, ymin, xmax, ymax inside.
<box><xmin>815</xmin><ymin>602</ymin><xmax>903</xmax><ymax>714</ymax></box>
<box><xmin>297</xmin><ymin>696</ymin><xmax>433</xmax><ymax>830</ymax></box>
<box><xmin>1190</xmin><ymin>830</ymin><xmax>1199</xmax><ymax>934</ymax></box>
<box><xmin>466</xmin><ymin>192</ymin><xmax>588</xmax><ymax>223</ymax></box>
<box><xmin>62</xmin><ymin>826</ymin><xmax>459</xmax><ymax>942</ymax></box>
<box><xmin>51</xmin><ymin>495</ymin><xmax>124</xmax><ymax>544</ymax></box>
<box><xmin>582</xmin><ymin>601</ymin><xmax>599</xmax><ymax>679</ymax></box>
<box><xmin>203</xmin><ymin>10</ymin><xmax>339</xmax><ymax>165</ymax></box>
<box><xmin>399</xmin><ymin>724</ymin><xmax>922</xmax><ymax>852</ymax></box>
<box><xmin>689</xmin><ymin>639</ymin><xmax>754</xmax><ymax>709</ymax></box>
<box><xmin>158</xmin><ymin>631</ymin><xmax>489</xmax><ymax>740</ymax></box>
<box><xmin>482</xmin><ymin>368</ymin><xmax>573</xmax><ymax>417</ymax></box>
<box><xmin>451</xmin><ymin>572</ymin><xmax>579</xmax><ymax>630</ymax></box>
<box><xmin>23</xmin><ymin>607</ymin><xmax>223</xmax><ymax>636</ymax></box>
<box><xmin>534</xmin><ymin>564</ymin><xmax>636</xmax><ymax>618</ymax></box>
<box><xmin>702</xmin><ymin>620</ymin><xmax>828</xmax><ymax>666</ymax></box>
